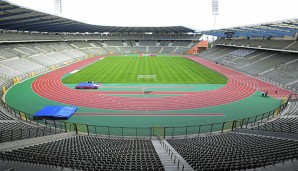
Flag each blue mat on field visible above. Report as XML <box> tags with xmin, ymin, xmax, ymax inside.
<box><xmin>75</xmin><ymin>82</ymin><xmax>100</xmax><ymax>89</ymax></box>
<box><xmin>34</xmin><ymin>106</ymin><xmax>77</xmax><ymax>120</ymax></box>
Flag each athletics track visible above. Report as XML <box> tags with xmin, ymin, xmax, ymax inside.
<box><xmin>32</xmin><ymin>56</ymin><xmax>292</xmax><ymax>111</ymax></box>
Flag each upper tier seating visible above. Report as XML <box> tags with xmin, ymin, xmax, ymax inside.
<box><xmin>104</xmin><ymin>41</ymin><xmax>125</xmax><ymax>46</ymax></box>
<box><xmin>139</xmin><ymin>41</ymin><xmax>157</xmax><ymax>46</ymax></box>
<box><xmin>0</xmin><ymin>32</ymin><xmax>63</xmax><ymax>42</ymax></box>
<box><xmin>213</xmin><ymin>38</ymin><xmax>298</xmax><ymax>51</ymax></box>
<box><xmin>70</xmin><ymin>41</ymin><xmax>92</xmax><ymax>48</ymax></box>
<box><xmin>171</xmin><ymin>41</ymin><xmax>192</xmax><ymax>47</ymax></box>
<box><xmin>159</xmin><ymin>41</ymin><xmax>170</xmax><ymax>46</ymax></box>
<box><xmin>0</xmin><ymin>47</ymin><xmax>18</xmax><ymax>59</ymax></box>
<box><xmin>10</xmin><ymin>33</ymin><xmax>196</xmax><ymax>42</ymax></box>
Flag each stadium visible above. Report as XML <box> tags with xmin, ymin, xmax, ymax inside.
<box><xmin>0</xmin><ymin>0</ymin><xmax>298</xmax><ymax>170</ymax></box>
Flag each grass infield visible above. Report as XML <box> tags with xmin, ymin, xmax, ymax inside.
<box><xmin>62</xmin><ymin>56</ymin><xmax>227</xmax><ymax>84</ymax></box>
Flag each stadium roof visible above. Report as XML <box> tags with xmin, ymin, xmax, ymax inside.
<box><xmin>203</xmin><ymin>18</ymin><xmax>298</xmax><ymax>38</ymax></box>
<box><xmin>0</xmin><ymin>0</ymin><xmax>196</xmax><ymax>33</ymax></box>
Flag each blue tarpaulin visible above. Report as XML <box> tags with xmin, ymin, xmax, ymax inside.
<box><xmin>34</xmin><ymin>106</ymin><xmax>77</xmax><ymax>120</ymax></box>
<box><xmin>75</xmin><ymin>82</ymin><xmax>100</xmax><ymax>89</ymax></box>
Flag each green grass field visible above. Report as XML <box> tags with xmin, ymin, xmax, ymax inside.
<box><xmin>62</xmin><ymin>56</ymin><xmax>227</xmax><ymax>84</ymax></box>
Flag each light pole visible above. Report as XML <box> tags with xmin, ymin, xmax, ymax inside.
<box><xmin>212</xmin><ymin>0</ymin><xmax>219</xmax><ymax>41</ymax></box>
<box><xmin>54</xmin><ymin>0</ymin><xmax>62</xmax><ymax>15</ymax></box>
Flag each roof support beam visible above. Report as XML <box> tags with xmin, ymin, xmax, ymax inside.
<box><xmin>0</xmin><ymin>15</ymin><xmax>47</xmax><ymax>26</ymax></box>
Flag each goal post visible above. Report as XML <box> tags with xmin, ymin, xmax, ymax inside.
<box><xmin>137</xmin><ymin>75</ymin><xmax>156</xmax><ymax>82</ymax></box>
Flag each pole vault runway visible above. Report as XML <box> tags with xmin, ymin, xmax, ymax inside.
<box><xmin>32</xmin><ymin>56</ymin><xmax>292</xmax><ymax>111</ymax></box>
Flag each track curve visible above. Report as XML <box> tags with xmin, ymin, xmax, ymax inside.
<box><xmin>32</xmin><ymin>56</ymin><xmax>292</xmax><ymax>111</ymax></box>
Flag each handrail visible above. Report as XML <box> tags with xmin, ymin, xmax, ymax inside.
<box><xmin>160</xmin><ymin>140</ymin><xmax>185</xmax><ymax>171</ymax></box>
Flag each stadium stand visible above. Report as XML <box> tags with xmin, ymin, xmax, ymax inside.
<box><xmin>283</xmin><ymin>101</ymin><xmax>298</xmax><ymax>116</ymax></box>
<box><xmin>171</xmin><ymin>41</ymin><xmax>192</xmax><ymax>47</ymax></box>
<box><xmin>148</xmin><ymin>47</ymin><xmax>162</xmax><ymax>53</ymax></box>
<box><xmin>159</xmin><ymin>41</ymin><xmax>170</xmax><ymax>47</ymax></box>
<box><xmin>0</xmin><ymin>48</ymin><xmax>18</xmax><ymax>59</ymax></box>
<box><xmin>257</xmin><ymin>118</ymin><xmax>298</xmax><ymax>133</ymax></box>
<box><xmin>229</xmin><ymin>49</ymin><xmax>256</xmax><ymax>57</ymax></box>
<box><xmin>70</xmin><ymin>41</ymin><xmax>93</xmax><ymax>48</ymax></box>
<box><xmin>246</xmin><ymin>96</ymin><xmax>298</xmax><ymax>134</ymax></box>
<box><xmin>285</xmin><ymin>42</ymin><xmax>298</xmax><ymax>51</ymax></box>
<box><xmin>0</xmin><ymin>122</ymin><xmax>63</xmax><ymax>143</ymax></box>
<box><xmin>118</xmin><ymin>46</ymin><xmax>133</xmax><ymax>53</ymax></box>
<box><xmin>29</xmin><ymin>54</ymin><xmax>61</xmax><ymax>66</ymax></box>
<box><xmin>160</xmin><ymin>47</ymin><xmax>177</xmax><ymax>54</ymax></box>
<box><xmin>167</xmin><ymin>132</ymin><xmax>298</xmax><ymax>171</ymax></box>
<box><xmin>0</xmin><ymin>136</ymin><xmax>164</xmax><ymax>171</ymax></box>
<box><xmin>174</xmin><ymin>47</ymin><xmax>190</xmax><ymax>54</ymax></box>
<box><xmin>0</xmin><ymin>110</ymin><xmax>13</xmax><ymax>121</ymax></box>
<box><xmin>199</xmin><ymin>45</ymin><xmax>298</xmax><ymax>90</ymax></box>
<box><xmin>47</xmin><ymin>52</ymin><xmax>73</xmax><ymax>63</ymax></box>
<box><xmin>104</xmin><ymin>47</ymin><xmax>122</xmax><ymax>54</ymax></box>
<box><xmin>134</xmin><ymin>47</ymin><xmax>147</xmax><ymax>53</ymax></box>
<box><xmin>104</xmin><ymin>40</ymin><xmax>125</xmax><ymax>46</ymax></box>
<box><xmin>1</xmin><ymin>58</ymin><xmax>44</xmax><ymax>73</ymax></box>
<box><xmin>89</xmin><ymin>47</ymin><xmax>109</xmax><ymax>54</ymax></box>
<box><xmin>79</xmin><ymin>48</ymin><xmax>96</xmax><ymax>55</ymax></box>
<box><xmin>139</xmin><ymin>41</ymin><xmax>157</xmax><ymax>46</ymax></box>
<box><xmin>2</xmin><ymin>1</ymin><xmax>298</xmax><ymax>170</ymax></box>
<box><xmin>0</xmin><ymin>64</ymin><xmax>23</xmax><ymax>77</ymax></box>
<box><xmin>213</xmin><ymin>39</ymin><xmax>297</xmax><ymax>51</ymax></box>
<box><xmin>0</xmin><ymin>105</ymin><xmax>64</xmax><ymax>143</ymax></box>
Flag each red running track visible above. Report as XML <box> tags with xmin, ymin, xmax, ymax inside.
<box><xmin>32</xmin><ymin>56</ymin><xmax>292</xmax><ymax>111</ymax></box>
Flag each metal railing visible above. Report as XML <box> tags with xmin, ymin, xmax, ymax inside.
<box><xmin>0</xmin><ymin>126</ymin><xmax>64</xmax><ymax>143</ymax></box>
<box><xmin>0</xmin><ymin>96</ymin><xmax>289</xmax><ymax>139</ymax></box>
<box><xmin>242</xmin><ymin>121</ymin><xmax>298</xmax><ymax>134</ymax></box>
<box><xmin>160</xmin><ymin>140</ymin><xmax>185</xmax><ymax>171</ymax></box>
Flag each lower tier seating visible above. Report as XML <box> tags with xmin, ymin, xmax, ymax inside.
<box><xmin>167</xmin><ymin>133</ymin><xmax>298</xmax><ymax>171</ymax></box>
<box><xmin>0</xmin><ymin>136</ymin><xmax>164</xmax><ymax>171</ymax></box>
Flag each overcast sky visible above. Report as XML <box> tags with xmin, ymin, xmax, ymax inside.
<box><xmin>8</xmin><ymin>0</ymin><xmax>298</xmax><ymax>31</ymax></box>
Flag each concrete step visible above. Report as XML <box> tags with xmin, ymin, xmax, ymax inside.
<box><xmin>152</xmin><ymin>140</ymin><xmax>194</xmax><ymax>171</ymax></box>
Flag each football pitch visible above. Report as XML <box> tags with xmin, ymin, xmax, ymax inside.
<box><xmin>62</xmin><ymin>56</ymin><xmax>228</xmax><ymax>84</ymax></box>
